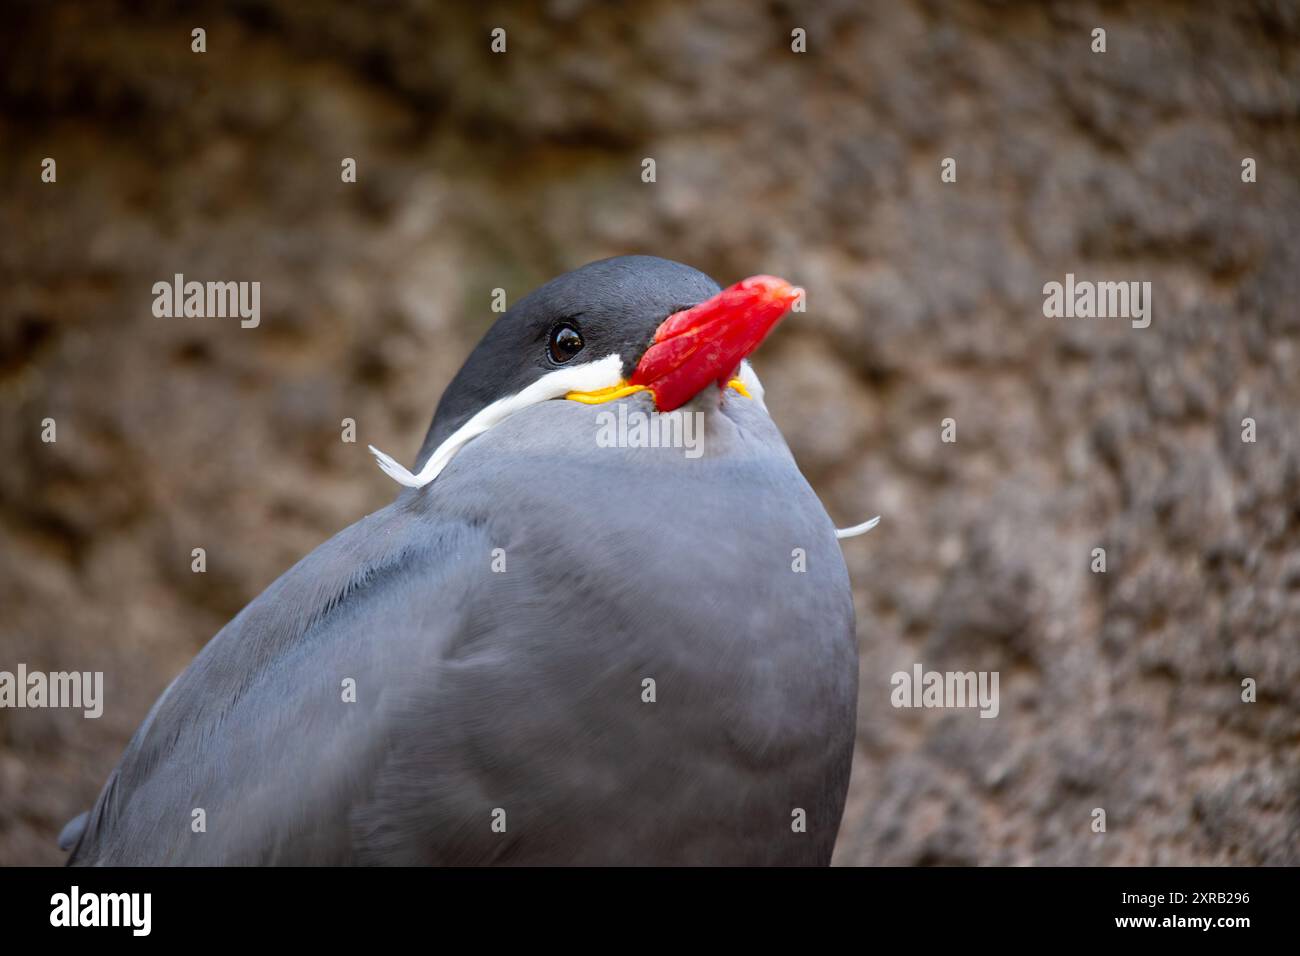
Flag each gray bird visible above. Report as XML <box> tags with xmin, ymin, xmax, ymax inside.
<box><xmin>65</xmin><ymin>255</ymin><xmax>868</xmax><ymax>866</ymax></box>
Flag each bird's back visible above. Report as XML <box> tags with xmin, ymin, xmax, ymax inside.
<box><xmin>71</xmin><ymin>394</ymin><xmax>856</xmax><ymax>865</ymax></box>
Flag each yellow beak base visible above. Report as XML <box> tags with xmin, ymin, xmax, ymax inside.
<box><xmin>565</xmin><ymin>379</ymin><xmax>751</xmax><ymax>405</ymax></box>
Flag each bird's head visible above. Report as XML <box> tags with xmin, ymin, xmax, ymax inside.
<box><xmin>370</xmin><ymin>255</ymin><xmax>801</xmax><ymax>489</ymax></box>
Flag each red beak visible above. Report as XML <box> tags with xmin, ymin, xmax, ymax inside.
<box><xmin>628</xmin><ymin>275</ymin><xmax>801</xmax><ymax>412</ymax></box>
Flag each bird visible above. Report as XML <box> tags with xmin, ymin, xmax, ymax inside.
<box><xmin>63</xmin><ymin>255</ymin><xmax>873</xmax><ymax>865</ymax></box>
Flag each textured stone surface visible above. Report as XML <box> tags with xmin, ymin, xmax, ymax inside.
<box><xmin>1</xmin><ymin>0</ymin><xmax>1297</xmax><ymax>865</ymax></box>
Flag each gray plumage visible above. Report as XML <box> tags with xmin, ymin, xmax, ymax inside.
<box><xmin>67</xmin><ymin>258</ymin><xmax>858</xmax><ymax>865</ymax></box>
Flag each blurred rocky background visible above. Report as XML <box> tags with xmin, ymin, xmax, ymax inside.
<box><xmin>2</xmin><ymin>0</ymin><xmax>1298</xmax><ymax>865</ymax></box>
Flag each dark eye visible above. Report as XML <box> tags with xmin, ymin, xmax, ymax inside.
<box><xmin>548</xmin><ymin>323</ymin><xmax>584</xmax><ymax>363</ymax></box>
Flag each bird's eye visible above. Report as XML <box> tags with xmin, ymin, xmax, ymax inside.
<box><xmin>548</xmin><ymin>323</ymin><xmax>584</xmax><ymax>363</ymax></box>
